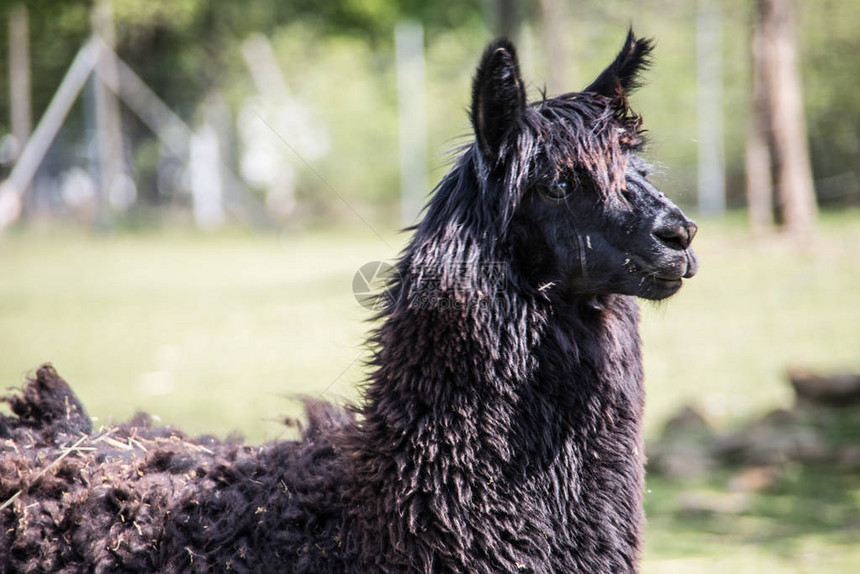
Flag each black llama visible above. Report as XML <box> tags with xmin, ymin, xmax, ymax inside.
<box><xmin>1</xmin><ymin>31</ymin><xmax>697</xmax><ymax>573</ymax></box>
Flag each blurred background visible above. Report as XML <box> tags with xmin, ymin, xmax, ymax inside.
<box><xmin>0</xmin><ymin>0</ymin><xmax>858</xmax><ymax>571</ymax></box>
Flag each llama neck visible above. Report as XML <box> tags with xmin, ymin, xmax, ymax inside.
<box><xmin>349</xmin><ymin>279</ymin><xmax>645</xmax><ymax>571</ymax></box>
<box><xmin>360</xmin><ymin>283</ymin><xmax>644</xmax><ymax>463</ymax></box>
<box><xmin>361</xmin><ymin>290</ymin><xmax>540</xmax><ymax>464</ymax></box>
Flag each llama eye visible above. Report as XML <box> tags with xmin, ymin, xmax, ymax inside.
<box><xmin>541</xmin><ymin>181</ymin><xmax>571</xmax><ymax>201</ymax></box>
<box><xmin>620</xmin><ymin>187</ymin><xmax>636</xmax><ymax>204</ymax></box>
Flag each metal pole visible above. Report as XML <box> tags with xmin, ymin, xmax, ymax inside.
<box><xmin>1</xmin><ymin>40</ymin><xmax>99</xmax><ymax>200</ymax></box>
<box><xmin>8</xmin><ymin>4</ymin><xmax>32</xmax><ymax>160</ymax></box>
<box><xmin>697</xmin><ymin>0</ymin><xmax>726</xmax><ymax>216</ymax></box>
<box><xmin>94</xmin><ymin>38</ymin><xmax>192</xmax><ymax>160</ymax></box>
<box><xmin>91</xmin><ymin>0</ymin><xmax>123</xmax><ymax>227</ymax></box>
<box><xmin>96</xmin><ymin>39</ymin><xmax>270</xmax><ymax>228</ymax></box>
<box><xmin>395</xmin><ymin>21</ymin><xmax>428</xmax><ymax>227</ymax></box>
<box><xmin>0</xmin><ymin>40</ymin><xmax>99</xmax><ymax>229</ymax></box>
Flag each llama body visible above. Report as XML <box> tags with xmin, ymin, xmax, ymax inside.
<box><xmin>1</xmin><ymin>32</ymin><xmax>696</xmax><ymax>573</ymax></box>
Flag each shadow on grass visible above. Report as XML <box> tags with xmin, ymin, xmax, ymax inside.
<box><xmin>645</xmin><ymin>466</ymin><xmax>860</xmax><ymax>562</ymax></box>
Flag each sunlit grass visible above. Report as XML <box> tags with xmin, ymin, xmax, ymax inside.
<box><xmin>0</xmin><ymin>225</ymin><xmax>405</xmax><ymax>441</ymax></box>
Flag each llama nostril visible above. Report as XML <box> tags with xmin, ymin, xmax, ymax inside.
<box><xmin>654</xmin><ymin>223</ymin><xmax>692</xmax><ymax>250</ymax></box>
<box><xmin>686</xmin><ymin>220</ymin><xmax>698</xmax><ymax>244</ymax></box>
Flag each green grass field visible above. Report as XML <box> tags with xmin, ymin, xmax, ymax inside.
<box><xmin>1</xmin><ymin>212</ymin><xmax>858</xmax><ymax>571</ymax></box>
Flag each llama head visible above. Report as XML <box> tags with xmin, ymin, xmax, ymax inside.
<box><xmin>469</xmin><ymin>31</ymin><xmax>698</xmax><ymax>301</ymax></box>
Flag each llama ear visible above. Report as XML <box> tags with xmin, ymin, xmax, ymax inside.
<box><xmin>584</xmin><ymin>29</ymin><xmax>653</xmax><ymax>99</ymax></box>
<box><xmin>471</xmin><ymin>39</ymin><xmax>527</xmax><ymax>162</ymax></box>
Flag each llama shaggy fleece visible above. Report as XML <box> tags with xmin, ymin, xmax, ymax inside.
<box><xmin>1</xmin><ymin>31</ymin><xmax>697</xmax><ymax>573</ymax></box>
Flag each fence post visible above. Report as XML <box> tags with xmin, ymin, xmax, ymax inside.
<box><xmin>395</xmin><ymin>22</ymin><xmax>428</xmax><ymax>227</ymax></box>
<box><xmin>92</xmin><ymin>0</ymin><xmax>123</xmax><ymax>227</ymax></box>
<box><xmin>697</xmin><ymin>0</ymin><xmax>726</xmax><ymax>216</ymax></box>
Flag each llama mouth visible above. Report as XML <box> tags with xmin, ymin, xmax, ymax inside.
<box><xmin>683</xmin><ymin>250</ymin><xmax>699</xmax><ymax>278</ymax></box>
<box><xmin>653</xmin><ymin>249</ymin><xmax>697</xmax><ymax>283</ymax></box>
<box><xmin>647</xmin><ymin>275</ymin><xmax>684</xmax><ymax>299</ymax></box>
<box><xmin>652</xmin><ymin>276</ymin><xmax>683</xmax><ymax>293</ymax></box>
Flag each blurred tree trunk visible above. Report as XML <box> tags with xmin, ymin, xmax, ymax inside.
<box><xmin>8</xmin><ymin>4</ymin><xmax>32</xmax><ymax>214</ymax></box>
<box><xmin>537</xmin><ymin>0</ymin><xmax>568</xmax><ymax>94</ymax></box>
<box><xmin>492</xmin><ymin>0</ymin><xmax>521</xmax><ymax>42</ymax></box>
<box><xmin>9</xmin><ymin>4</ymin><xmax>31</xmax><ymax>159</ymax></box>
<box><xmin>697</xmin><ymin>0</ymin><xmax>725</xmax><ymax>217</ymax></box>
<box><xmin>746</xmin><ymin>0</ymin><xmax>817</xmax><ymax>236</ymax></box>
<box><xmin>746</xmin><ymin>11</ymin><xmax>773</xmax><ymax>232</ymax></box>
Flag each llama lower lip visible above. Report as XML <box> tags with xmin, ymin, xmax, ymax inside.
<box><xmin>683</xmin><ymin>250</ymin><xmax>699</xmax><ymax>278</ymax></box>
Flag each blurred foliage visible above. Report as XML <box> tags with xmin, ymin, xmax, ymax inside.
<box><xmin>0</xmin><ymin>0</ymin><xmax>858</xmax><ymax>216</ymax></box>
<box><xmin>800</xmin><ymin>0</ymin><xmax>860</xmax><ymax>205</ymax></box>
